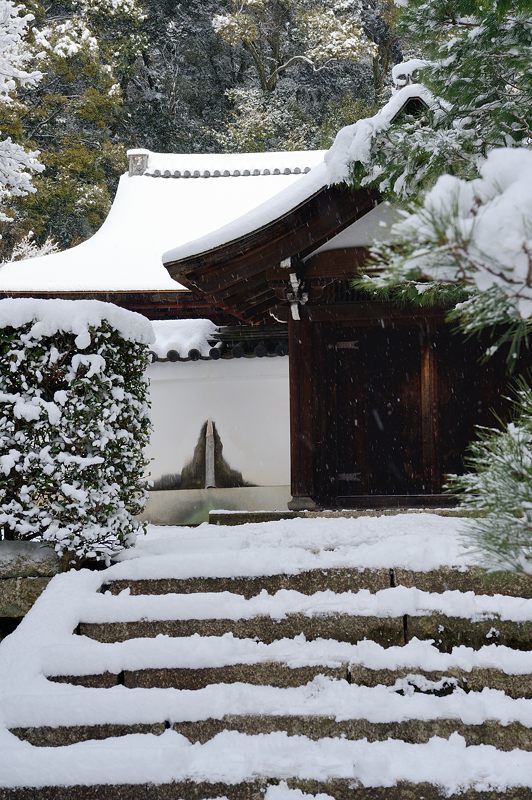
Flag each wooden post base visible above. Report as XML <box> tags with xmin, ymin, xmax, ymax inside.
<box><xmin>287</xmin><ymin>496</ymin><xmax>319</xmax><ymax>511</ymax></box>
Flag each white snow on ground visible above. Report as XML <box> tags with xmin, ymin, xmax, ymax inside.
<box><xmin>1</xmin><ymin>728</ymin><xmax>531</xmax><ymax>791</ymax></box>
<box><xmin>0</xmin><ymin>515</ymin><xmax>530</xmax><ymax>790</ymax></box>
<box><xmin>266</xmin><ymin>784</ymin><xmax>334</xmax><ymax>800</ymax></box>
<box><xmin>0</xmin><ymin>150</ymin><xmax>324</xmax><ymax>292</ymax></box>
<box><xmin>0</xmin><ymin>297</ymin><xmax>154</xmax><ymax>347</ymax></box>
<box><xmin>114</xmin><ymin>514</ymin><xmax>480</xmax><ymax>574</ymax></box>
<box><xmin>150</xmin><ymin>319</ymin><xmax>219</xmax><ymax>359</ymax></box>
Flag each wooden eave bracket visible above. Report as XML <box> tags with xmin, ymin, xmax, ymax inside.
<box><xmin>165</xmin><ymin>184</ymin><xmax>380</xmax><ymax>323</ymax></box>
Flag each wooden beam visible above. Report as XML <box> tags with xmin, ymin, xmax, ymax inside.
<box><xmin>420</xmin><ymin>325</ymin><xmax>440</xmax><ymax>493</ymax></box>
<box><xmin>306</xmin><ymin>303</ymin><xmax>447</xmax><ymax>324</ymax></box>
<box><xmin>302</xmin><ymin>247</ymin><xmax>370</xmax><ymax>279</ymax></box>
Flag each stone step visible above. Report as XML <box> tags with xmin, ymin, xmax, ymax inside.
<box><xmin>11</xmin><ymin>715</ymin><xmax>530</xmax><ymax>750</ymax></box>
<box><xmin>102</xmin><ymin>568</ymin><xmax>391</xmax><ymax>598</ymax></box>
<box><xmin>102</xmin><ymin>566</ymin><xmax>532</xmax><ymax>599</ymax></box>
<box><xmin>1</xmin><ymin>779</ymin><xmax>530</xmax><ymax>800</ymax></box>
<box><xmin>78</xmin><ymin>613</ymin><xmax>531</xmax><ymax>651</ymax></box>
<box><xmin>48</xmin><ymin>662</ymin><xmax>532</xmax><ymax>698</ymax></box>
<box><xmin>49</xmin><ymin>662</ymin><xmax>347</xmax><ymax>689</ymax></box>
<box><xmin>78</xmin><ymin>614</ymin><xmax>406</xmax><ymax>647</ymax></box>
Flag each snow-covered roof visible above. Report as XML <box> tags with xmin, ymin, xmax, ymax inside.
<box><xmin>164</xmin><ymin>86</ymin><xmax>429</xmax><ymax>267</ymax></box>
<box><xmin>0</xmin><ymin>150</ymin><xmax>325</xmax><ymax>293</ymax></box>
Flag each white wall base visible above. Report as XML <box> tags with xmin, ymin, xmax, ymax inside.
<box><xmin>140</xmin><ymin>486</ymin><xmax>292</xmax><ymax>526</ymax></box>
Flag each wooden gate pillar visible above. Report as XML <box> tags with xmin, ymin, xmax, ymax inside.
<box><xmin>287</xmin><ymin>318</ymin><xmax>318</xmax><ymax>511</ymax></box>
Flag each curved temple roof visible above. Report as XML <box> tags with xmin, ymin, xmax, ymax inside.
<box><xmin>0</xmin><ymin>150</ymin><xmax>325</xmax><ymax>294</ymax></box>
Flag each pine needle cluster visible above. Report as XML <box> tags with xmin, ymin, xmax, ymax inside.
<box><xmin>448</xmin><ymin>382</ymin><xmax>532</xmax><ymax>574</ymax></box>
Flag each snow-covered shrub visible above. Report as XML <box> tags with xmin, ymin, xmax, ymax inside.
<box><xmin>0</xmin><ymin>298</ymin><xmax>153</xmax><ymax>564</ymax></box>
<box><xmin>448</xmin><ymin>383</ymin><xmax>532</xmax><ymax>575</ymax></box>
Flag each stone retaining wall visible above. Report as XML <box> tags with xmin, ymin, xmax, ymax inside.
<box><xmin>0</xmin><ymin>542</ymin><xmax>60</xmax><ymax>621</ymax></box>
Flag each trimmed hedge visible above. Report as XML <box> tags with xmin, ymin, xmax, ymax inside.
<box><xmin>0</xmin><ymin>299</ymin><xmax>153</xmax><ymax>564</ymax></box>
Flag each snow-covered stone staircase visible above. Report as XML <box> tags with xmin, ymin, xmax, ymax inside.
<box><xmin>1</xmin><ymin>515</ymin><xmax>531</xmax><ymax>798</ymax></box>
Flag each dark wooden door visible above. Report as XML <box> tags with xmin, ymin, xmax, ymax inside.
<box><xmin>289</xmin><ymin>313</ymin><xmax>526</xmax><ymax>509</ymax></box>
<box><xmin>329</xmin><ymin>325</ymin><xmax>428</xmax><ymax>503</ymax></box>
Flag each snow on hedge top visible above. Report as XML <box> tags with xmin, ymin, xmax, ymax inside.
<box><xmin>150</xmin><ymin>318</ymin><xmax>218</xmax><ymax>359</ymax></box>
<box><xmin>325</xmin><ymin>84</ymin><xmax>433</xmax><ymax>184</ymax></box>
<box><xmin>0</xmin><ymin>297</ymin><xmax>154</xmax><ymax>348</ymax></box>
<box><xmin>164</xmin><ymin>88</ymin><xmax>429</xmax><ymax>264</ymax></box>
<box><xmin>0</xmin><ymin>150</ymin><xmax>324</xmax><ymax>292</ymax></box>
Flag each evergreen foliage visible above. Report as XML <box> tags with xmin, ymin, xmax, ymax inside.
<box><xmin>0</xmin><ymin>0</ymin><xmax>42</xmax><ymax>225</ymax></box>
<box><xmin>353</xmin><ymin>0</ymin><xmax>531</xmax><ymax>198</ymax></box>
<box><xmin>0</xmin><ymin>308</ymin><xmax>151</xmax><ymax>564</ymax></box>
<box><xmin>448</xmin><ymin>382</ymin><xmax>532</xmax><ymax>575</ymax></box>
<box><xmin>343</xmin><ymin>1</ymin><xmax>532</xmax><ymax>569</ymax></box>
<box><xmin>0</xmin><ymin>0</ymin><xmax>146</xmax><ymax>254</ymax></box>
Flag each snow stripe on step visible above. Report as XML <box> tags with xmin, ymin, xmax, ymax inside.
<box><xmin>112</xmin><ymin>516</ymin><xmax>478</xmax><ymax>574</ymax></box>
<box><xmin>1</xmin><ymin>729</ymin><xmax>531</xmax><ymax>791</ymax></box>
<box><xmin>3</xmin><ymin>676</ymin><xmax>532</xmax><ymax>731</ymax></box>
<box><xmin>38</xmin><ymin>634</ymin><xmax>532</xmax><ymax>678</ymax></box>
<box><xmin>81</xmin><ymin>587</ymin><xmax>532</xmax><ymax>624</ymax></box>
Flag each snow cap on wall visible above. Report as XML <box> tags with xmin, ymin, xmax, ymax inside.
<box><xmin>151</xmin><ymin>319</ymin><xmax>219</xmax><ymax>360</ymax></box>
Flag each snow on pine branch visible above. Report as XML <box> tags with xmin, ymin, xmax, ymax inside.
<box><xmin>372</xmin><ymin>148</ymin><xmax>532</xmax><ymax>321</ymax></box>
<box><xmin>324</xmin><ymin>84</ymin><xmax>434</xmax><ymax>185</ymax></box>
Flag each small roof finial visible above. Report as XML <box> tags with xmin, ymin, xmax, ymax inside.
<box><xmin>127</xmin><ymin>149</ymin><xmax>150</xmax><ymax>177</ymax></box>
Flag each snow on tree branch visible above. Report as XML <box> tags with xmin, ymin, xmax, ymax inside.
<box><xmin>369</xmin><ymin>148</ymin><xmax>532</xmax><ymax>320</ymax></box>
<box><xmin>0</xmin><ymin>0</ymin><xmax>43</xmax><ymax>223</ymax></box>
<box><xmin>0</xmin><ymin>1</ymin><xmax>40</xmax><ymax>97</ymax></box>
<box><xmin>2</xmin><ymin>230</ymin><xmax>58</xmax><ymax>262</ymax></box>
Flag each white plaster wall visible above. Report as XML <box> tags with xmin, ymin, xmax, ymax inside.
<box><xmin>147</xmin><ymin>357</ymin><xmax>290</xmax><ymax>486</ymax></box>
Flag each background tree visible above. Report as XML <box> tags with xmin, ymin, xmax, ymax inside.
<box><xmin>1</xmin><ymin>0</ymin><xmax>146</xmax><ymax>257</ymax></box>
<box><xmin>210</xmin><ymin>0</ymin><xmax>400</xmax><ymax>150</ymax></box>
<box><xmin>0</xmin><ymin>0</ymin><xmax>42</xmax><ymax>228</ymax></box>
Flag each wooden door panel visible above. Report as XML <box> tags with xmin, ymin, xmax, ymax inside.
<box><xmin>330</xmin><ymin>325</ymin><xmax>425</xmax><ymax>499</ymax></box>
